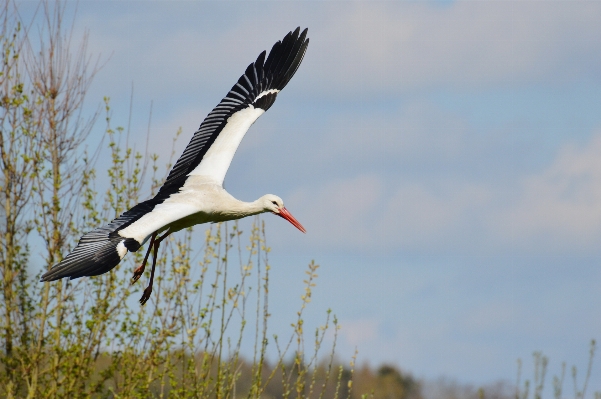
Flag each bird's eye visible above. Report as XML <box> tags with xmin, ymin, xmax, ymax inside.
<box><xmin>271</xmin><ymin>201</ymin><xmax>278</xmax><ymax>205</ymax></box>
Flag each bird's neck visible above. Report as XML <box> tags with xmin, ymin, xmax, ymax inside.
<box><xmin>226</xmin><ymin>198</ymin><xmax>266</xmax><ymax>219</ymax></box>
<box><xmin>246</xmin><ymin>199</ymin><xmax>266</xmax><ymax>216</ymax></box>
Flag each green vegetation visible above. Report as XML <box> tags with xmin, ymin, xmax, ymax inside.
<box><xmin>515</xmin><ymin>340</ymin><xmax>600</xmax><ymax>399</ymax></box>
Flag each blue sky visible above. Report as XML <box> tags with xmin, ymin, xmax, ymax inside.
<box><xmin>20</xmin><ymin>0</ymin><xmax>601</xmax><ymax>392</ymax></box>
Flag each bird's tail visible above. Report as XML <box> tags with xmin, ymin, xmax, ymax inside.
<box><xmin>41</xmin><ymin>226</ymin><xmax>128</xmax><ymax>282</ymax></box>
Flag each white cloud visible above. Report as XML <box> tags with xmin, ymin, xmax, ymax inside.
<box><xmin>288</xmin><ymin>174</ymin><xmax>384</xmax><ymax>249</ymax></box>
<box><xmin>460</xmin><ymin>301</ymin><xmax>518</xmax><ymax>334</ymax></box>
<box><xmin>494</xmin><ymin>132</ymin><xmax>601</xmax><ymax>253</ymax></box>
<box><xmin>339</xmin><ymin>318</ymin><xmax>379</xmax><ymax>348</ymax></box>
<box><xmin>313</xmin><ymin>1</ymin><xmax>601</xmax><ymax>94</ymax></box>
<box><xmin>286</xmin><ymin>125</ymin><xmax>601</xmax><ymax>256</ymax></box>
<box><xmin>378</xmin><ymin>181</ymin><xmax>491</xmax><ymax>251</ymax></box>
<box><xmin>287</xmin><ymin>172</ymin><xmax>491</xmax><ymax>253</ymax></box>
<box><xmin>317</xmin><ymin>101</ymin><xmax>468</xmax><ymax>167</ymax></box>
<box><xmin>72</xmin><ymin>1</ymin><xmax>601</xmax><ymax>105</ymax></box>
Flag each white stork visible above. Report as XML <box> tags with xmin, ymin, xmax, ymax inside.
<box><xmin>41</xmin><ymin>28</ymin><xmax>309</xmax><ymax>305</ymax></box>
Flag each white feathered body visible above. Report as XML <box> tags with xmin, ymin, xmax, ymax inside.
<box><xmin>119</xmin><ymin>178</ymin><xmax>265</xmax><ymax>244</ymax></box>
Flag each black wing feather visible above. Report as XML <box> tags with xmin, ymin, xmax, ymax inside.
<box><xmin>40</xmin><ymin>198</ymin><xmax>160</xmax><ymax>281</ymax></box>
<box><xmin>41</xmin><ymin>231</ymin><xmax>122</xmax><ymax>281</ymax></box>
<box><xmin>157</xmin><ymin>27</ymin><xmax>309</xmax><ymax>196</ymax></box>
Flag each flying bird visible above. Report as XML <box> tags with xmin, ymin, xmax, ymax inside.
<box><xmin>42</xmin><ymin>28</ymin><xmax>309</xmax><ymax>305</ymax></box>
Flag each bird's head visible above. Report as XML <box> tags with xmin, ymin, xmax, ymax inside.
<box><xmin>260</xmin><ymin>194</ymin><xmax>306</xmax><ymax>233</ymax></box>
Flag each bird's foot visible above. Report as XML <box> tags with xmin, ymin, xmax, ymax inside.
<box><xmin>139</xmin><ymin>286</ymin><xmax>153</xmax><ymax>306</ymax></box>
<box><xmin>131</xmin><ymin>264</ymin><xmax>145</xmax><ymax>285</ymax></box>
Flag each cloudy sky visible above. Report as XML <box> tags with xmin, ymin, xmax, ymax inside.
<box><xmin>20</xmin><ymin>0</ymin><xmax>601</xmax><ymax>392</ymax></box>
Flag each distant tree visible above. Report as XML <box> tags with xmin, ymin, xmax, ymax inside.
<box><xmin>376</xmin><ymin>365</ymin><xmax>422</xmax><ymax>399</ymax></box>
<box><xmin>351</xmin><ymin>363</ymin><xmax>422</xmax><ymax>399</ymax></box>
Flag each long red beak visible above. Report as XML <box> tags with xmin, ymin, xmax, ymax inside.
<box><xmin>276</xmin><ymin>207</ymin><xmax>306</xmax><ymax>233</ymax></box>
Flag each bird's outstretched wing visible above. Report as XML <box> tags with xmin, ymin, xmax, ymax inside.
<box><xmin>157</xmin><ymin>27</ymin><xmax>309</xmax><ymax>194</ymax></box>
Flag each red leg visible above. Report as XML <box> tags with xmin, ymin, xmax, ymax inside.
<box><xmin>131</xmin><ymin>232</ymin><xmax>157</xmax><ymax>285</ymax></box>
<box><xmin>139</xmin><ymin>230</ymin><xmax>171</xmax><ymax>305</ymax></box>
